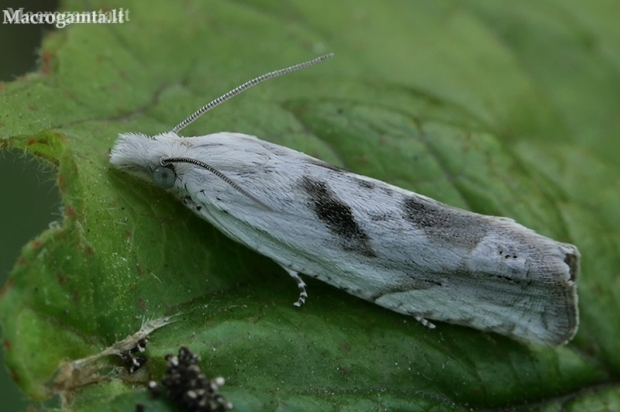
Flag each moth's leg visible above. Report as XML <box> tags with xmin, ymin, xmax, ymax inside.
<box><xmin>414</xmin><ymin>315</ymin><xmax>436</xmax><ymax>329</ymax></box>
<box><xmin>280</xmin><ymin>266</ymin><xmax>308</xmax><ymax>307</ymax></box>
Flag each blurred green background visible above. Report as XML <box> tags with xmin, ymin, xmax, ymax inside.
<box><xmin>0</xmin><ymin>1</ymin><xmax>59</xmax><ymax>410</ymax></box>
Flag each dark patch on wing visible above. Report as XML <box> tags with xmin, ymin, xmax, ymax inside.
<box><xmin>401</xmin><ymin>196</ymin><xmax>490</xmax><ymax>248</ymax></box>
<box><xmin>300</xmin><ymin>176</ymin><xmax>377</xmax><ymax>257</ymax></box>
<box><xmin>381</xmin><ymin>187</ymin><xmax>394</xmax><ymax>197</ymax></box>
<box><xmin>369</xmin><ymin>211</ymin><xmax>394</xmax><ymax>221</ymax></box>
<box><xmin>356</xmin><ymin>179</ymin><xmax>376</xmax><ymax>190</ymax></box>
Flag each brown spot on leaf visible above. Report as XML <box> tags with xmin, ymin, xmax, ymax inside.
<box><xmin>65</xmin><ymin>206</ymin><xmax>76</xmax><ymax>218</ymax></box>
<box><xmin>41</xmin><ymin>51</ymin><xmax>53</xmax><ymax>75</ymax></box>
<box><xmin>56</xmin><ymin>272</ymin><xmax>69</xmax><ymax>285</ymax></box>
<box><xmin>10</xmin><ymin>367</ymin><xmax>20</xmax><ymax>383</ymax></box>
<box><xmin>0</xmin><ymin>278</ymin><xmax>13</xmax><ymax>297</ymax></box>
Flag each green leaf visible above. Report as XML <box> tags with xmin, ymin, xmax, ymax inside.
<box><xmin>1</xmin><ymin>0</ymin><xmax>619</xmax><ymax>410</ymax></box>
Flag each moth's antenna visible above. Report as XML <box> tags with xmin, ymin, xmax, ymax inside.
<box><xmin>171</xmin><ymin>53</ymin><xmax>334</xmax><ymax>134</ymax></box>
<box><xmin>161</xmin><ymin>156</ymin><xmax>271</xmax><ymax>210</ymax></box>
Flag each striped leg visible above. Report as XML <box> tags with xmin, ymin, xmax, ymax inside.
<box><xmin>280</xmin><ymin>266</ymin><xmax>308</xmax><ymax>307</ymax></box>
<box><xmin>415</xmin><ymin>315</ymin><xmax>436</xmax><ymax>329</ymax></box>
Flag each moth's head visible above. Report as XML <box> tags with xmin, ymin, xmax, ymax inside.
<box><xmin>110</xmin><ymin>53</ymin><xmax>335</xmax><ymax>191</ymax></box>
<box><xmin>109</xmin><ymin>132</ymin><xmax>192</xmax><ymax>189</ymax></box>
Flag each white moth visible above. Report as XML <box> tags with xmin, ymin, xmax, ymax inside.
<box><xmin>110</xmin><ymin>54</ymin><xmax>579</xmax><ymax>346</ymax></box>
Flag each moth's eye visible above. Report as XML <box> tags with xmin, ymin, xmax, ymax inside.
<box><xmin>153</xmin><ymin>166</ymin><xmax>175</xmax><ymax>189</ymax></box>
